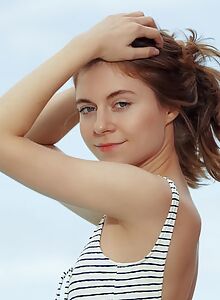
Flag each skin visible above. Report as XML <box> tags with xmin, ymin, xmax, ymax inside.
<box><xmin>76</xmin><ymin>61</ymin><xmax>182</xmax><ymax>182</ymax></box>
<box><xmin>0</xmin><ymin>11</ymin><xmax>201</xmax><ymax>299</ymax></box>
<box><xmin>75</xmin><ymin>62</ymin><xmax>201</xmax><ymax>299</ymax></box>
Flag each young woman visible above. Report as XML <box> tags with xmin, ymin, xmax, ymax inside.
<box><xmin>0</xmin><ymin>11</ymin><xmax>219</xmax><ymax>300</ymax></box>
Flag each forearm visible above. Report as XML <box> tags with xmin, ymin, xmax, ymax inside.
<box><xmin>0</xmin><ymin>33</ymin><xmax>96</xmax><ymax>138</ymax></box>
<box><xmin>25</xmin><ymin>87</ymin><xmax>79</xmax><ymax>145</ymax></box>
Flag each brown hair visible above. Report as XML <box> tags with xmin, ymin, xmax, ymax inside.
<box><xmin>73</xmin><ymin>29</ymin><xmax>220</xmax><ymax>189</ymax></box>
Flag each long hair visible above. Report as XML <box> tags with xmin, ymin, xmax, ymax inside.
<box><xmin>74</xmin><ymin>29</ymin><xmax>220</xmax><ymax>189</ymax></box>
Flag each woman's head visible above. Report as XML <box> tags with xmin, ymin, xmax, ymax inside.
<box><xmin>74</xmin><ymin>62</ymin><xmax>178</xmax><ymax>170</ymax></box>
<box><xmin>73</xmin><ymin>29</ymin><xmax>220</xmax><ymax>188</ymax></box>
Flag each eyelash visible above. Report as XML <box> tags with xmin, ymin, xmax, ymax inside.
<box><xmin>78</xmin><ymin>101</ymin><xmax>131</xmax><ymax>115</ymax></box>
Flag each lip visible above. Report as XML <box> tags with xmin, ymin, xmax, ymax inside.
<box><xmin>95</xmin><ymin>141</ymin><xmax>126</xmax><ymax>152</ymax></box>
<box><xmin>96</xmin><ymin>142</ymin><xmax>125</xmax><ymax>147</ymax></box>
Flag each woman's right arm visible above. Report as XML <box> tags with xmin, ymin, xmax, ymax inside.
<box><xmin>24</xmin><ymin>87</ymin><xmax>103</xmax><ymax>226</ymax></box>
<box><xmin>45</xmin><ymin>145</ymin><xmax>103</xmax><ymax>226</ymax></box>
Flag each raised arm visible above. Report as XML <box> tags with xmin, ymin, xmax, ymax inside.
<box><xmin>0</xmin><ymin>12</ymin><xmax>165</xmax><ymax>226</ymax></box>
<box><xmin>24</xmin><ymin>87</ymin><xmax>79</xmax><ymax>145</ymax></box>
<box><xmin>24</xmin><ymin>88</ymin><xmax>102</xmax><ymax>225</ymax></box>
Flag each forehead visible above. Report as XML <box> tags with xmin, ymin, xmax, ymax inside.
<box><xmin>75</xmin><ymin>62</ymin><xmax>154</xmax><ymax>98</ymax></box>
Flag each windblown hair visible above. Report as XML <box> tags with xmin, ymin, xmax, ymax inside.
<box><xmin>74</xmin><ymin>29</ymin><xmax>220</xmax><ymax>189</ymax></box>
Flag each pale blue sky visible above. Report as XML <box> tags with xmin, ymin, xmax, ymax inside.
<box><xmin>0</xmin><ymin>1</ymin><xmax>219</xmax><ymax>299</ymax></box>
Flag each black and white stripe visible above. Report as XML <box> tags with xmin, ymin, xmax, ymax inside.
<box><xmin>55</xmin><ymin>177</ymin><xmax>179</xmax><ymax>300</ymax></box>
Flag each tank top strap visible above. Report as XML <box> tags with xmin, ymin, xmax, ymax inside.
<box><xmin>156</xmin><ymin>175</ymin><xmax>180</xmax><ymax>244</ymax></box>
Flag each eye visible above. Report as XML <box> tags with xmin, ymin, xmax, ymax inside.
<box><xmin>78</xmin><ymin>106</ymin><xmax>95</xmax><ymax>115</ymax></box>
<box><xmin>78</xmin><ymin>101</ymin><xmax>131</xmax><ymax>115</ymax></box>
<box><xmin>115</xmin><ymin>101</ymin><xmax>130</xmax><ymax>109</ymax></box>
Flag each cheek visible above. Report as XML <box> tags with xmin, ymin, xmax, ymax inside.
<box><xmin>134</xmin><ymin>111</ymin><xmax>165</xmax><ymax>146</ymax></box>
<box><xmin>131</xmin><ymin>107</ymin><xmax>163</xmax><ymax>133</ymax></box>
<box><xmin>79</xmin><ymin>122</ymin><xmax>90</xmax><ymax>144</ymax></box>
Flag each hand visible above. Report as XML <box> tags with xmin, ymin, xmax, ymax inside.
<box><xmin>86</xmin><ymin>11</ymin><xmax>163</xmax><ymax>62</ymax></box>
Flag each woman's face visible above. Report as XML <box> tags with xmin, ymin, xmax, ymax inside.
<box><xmin>75</xmin><ymin>62</ymin><xmax>169</xmax><ymax>166</ymax></box>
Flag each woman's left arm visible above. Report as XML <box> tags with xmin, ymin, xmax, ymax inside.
<box><xmin>0</xmin><ymin>33</ymin><xmax>95</xmax><ymax>138</ymax></box>
<box><xmin>0</xmin><ymin>12</ymin><xmax>162</xmax><ymax>140</ymax></box>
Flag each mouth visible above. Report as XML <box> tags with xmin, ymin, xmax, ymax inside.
<box><xmin>96</xmin><ymin>142</ymin><xmax>125</xmax><ymax>147</ymax></box>
<box><xmin>95</xmin><ymin>141</ymin><xmax>126</xmax><ymax>152</ymax></box>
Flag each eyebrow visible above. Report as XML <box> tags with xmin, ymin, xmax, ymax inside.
<box><xmin>75</xmin><ymin>89</ymin><xmax>136</xmax><ymax>105</ymax></box>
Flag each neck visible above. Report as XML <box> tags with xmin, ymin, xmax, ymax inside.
<box><xmin>138</xmin><ymin>124</ymin><xmax>190</xmax><ymax>195</ymax></box>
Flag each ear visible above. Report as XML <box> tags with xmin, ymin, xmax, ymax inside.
<box><xmin>165</xmin><ymin>109</ymin><xmax>180</xmax><ymax>125</ymax></box>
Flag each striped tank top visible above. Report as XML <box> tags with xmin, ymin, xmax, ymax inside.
<box><xmin>55</xmin><ymin>176</ymin><xmax>180</xmax><ymax>300</ymax></box>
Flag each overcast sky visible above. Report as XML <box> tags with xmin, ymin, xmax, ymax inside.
<box><xmin>0</xmin><ymin>1</ymin><xmax>219</xmax><ymax>299</ymax></box>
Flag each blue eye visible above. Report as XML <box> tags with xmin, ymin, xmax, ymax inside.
<box><xmin>79</xmin><ymin>106</ymin><xmax>95</xmax><ymax>114</ymax></box>
<box><xmin>115</xmin><ymin>101</ymin><xmax>130</xmax><ymax>109</ymax></box>
<box><xmin>78</xmin><ymin>101</ymin><xmax>130</xmax><ymax>115</ymax></box>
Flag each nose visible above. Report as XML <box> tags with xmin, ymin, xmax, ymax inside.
<box><xmin>93</xmin><ymin>108</ymin><xmax>115</xmax><ymax>135</ymax></box>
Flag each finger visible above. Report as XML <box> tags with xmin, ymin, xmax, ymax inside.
<box><xmin>124</xmin><ymin>11</ymin><xmax>145</xmax><ymax>17</ymax></box>
<box><xmin>127</xmin><ymin>46</ymin><xmax>160</xmax><ymax>60</ymax></box>
<box><xmin>134</xmin><ymin>16</ymin><xmax>158</xmax><ymax>29</ymax></box>
<box><xmin>138</xmin><ymin>26</ymin><xmax>163</xmax><ymax>48</ymax></box>
<box><xmin>146</xmin><ymin>17</ymin><xmax>157</xmax><ymax>29</ymax></box>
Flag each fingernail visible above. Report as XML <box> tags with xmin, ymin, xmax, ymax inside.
<box><xmin>153</xmin><ymin>48</ymin><xmax>160</xmax><ymax>55</ymax></box>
